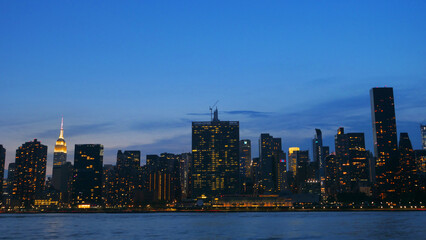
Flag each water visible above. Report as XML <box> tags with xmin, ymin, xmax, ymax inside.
<box><xmin>0</xmin><ymin>212</ymin><xmax>425</xmax><ymax>239</ymax></box>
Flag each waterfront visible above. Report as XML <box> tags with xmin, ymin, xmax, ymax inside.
<box><xmin>0</xmin><ymin>211</ymin><xmax>425</xmax><ymax>239</ymax></box>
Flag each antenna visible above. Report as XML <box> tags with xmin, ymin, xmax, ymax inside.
<box><xmin>209</xmin><ymin>100</ymin><xmax>219</xmax><ymax>121</ymax></box>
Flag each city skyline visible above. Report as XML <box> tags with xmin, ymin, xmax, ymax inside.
<box><xmin>1</xmin><ymin>1</ymin><xmax>426</xmax><ymax>173</ymax></box>
<box><xmin>0</xmin><ymin>86</ymin><xmax>425</xmax><ymax>176</ymax></box>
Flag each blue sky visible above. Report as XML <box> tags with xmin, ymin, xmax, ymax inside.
<box><xmin>1</xmin><ymin>1</ymin><xmax>426</xmax><ymax>174</ymax></box>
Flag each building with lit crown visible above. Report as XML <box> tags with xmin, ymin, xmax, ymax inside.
<box><xmin>52</xmin><ymin>117</ymin><xmax>67</xmax><ymax>191</ymax></box>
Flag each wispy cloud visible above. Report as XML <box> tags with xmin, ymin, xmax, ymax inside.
<box><xmin>37</xmin><ymin>122</ymin><xmax>115</xmax><ymax>139</ymax></box>
<box><xmin>224</xmin><ymin>110</ymin><xmax>273</xmax><ymax>118</ymax></box>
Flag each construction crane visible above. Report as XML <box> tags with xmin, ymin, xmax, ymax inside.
<box><xmin>209</xmin><ymin>100</ymin><xmax>219</xmax><ymax>121</ymax></box>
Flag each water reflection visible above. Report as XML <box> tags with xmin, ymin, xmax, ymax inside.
<box><xmin>0</xmin><ymin>212</ymin><xmax>424</xmax><ymax>240</ymax></box>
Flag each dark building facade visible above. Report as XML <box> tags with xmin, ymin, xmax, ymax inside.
<box><xmin>259</xmin><ymin>134</ymin><xmax>284</xmax><ymax>194</ymax></box>
<box><xmin>239</xmin><ymin>139</ymin><xmax>252</xmax><ymax>178</ymax></box>
<box><xmin>324</xmin><ymin>153</ymin><xmax>339</xmax><ymax>198</ymax></box>
<box><xmin>13</xmin><ymin>139</ymin><xmax>47</xmax><ymax>208</ymax></box>
<box><xmin>114</xmin><ymin>150</ymin><xmax>141</xmax><ymax>207</ymax></box>
<box><xmin>178</xmin><ymin>153</ymin><xmax>192</xmax><ymax>199</ymax></box>
<box><xmin>294</xmin><ymin>150</ymin><xmax>310</xmax><ymax>192</ymax></box>
<box><xmin>145</xmin><ymin>153</ymin><xmax>181</xmax><ymax>203</ymax></box>
<box><xmin>192</xmin><ymin>109</ymin><xmax>239</xmax><ymax>198</ymax></box>
<box><xmin>370</xmin><ymin>87</ymin><xmax>399</xmax><ymax>199</ymax></box>
<box><xmin>421</xmin><ymin>124</ymin><xmax>426</xmax><ymax>150</ymax></box>
<box><xmin>398</xmin><ymin>133</ymin><xmax>419</xmax><ymax>194</ymax></box>
<box><xmin>312</xmin><ymin>129</ymin><xmax>325</xmax><ymax>181</ymax></box>
<box><xmin>335</xmin><ymin>128</ymin><xmax>370</xmax><ymax>194</ymax></box>
<box><xmin>72</xmin><ymin>144</ymin><xmax>104</xmax><ymax>207</ymax></box>
<box><xmin>56</xmin><ymin>162</ymin><xmax>73</xmax><ymax>205</ymax></box>
<box><xmin>0</xmin><ymin>145</ymin><xmax>5</xmax><ymax>202</ymax></box>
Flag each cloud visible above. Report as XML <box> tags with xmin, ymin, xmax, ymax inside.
<box><xmin>130</xmin><ymin>119</ymin><xmax>191</xmax><ymax>132</ymax></box>
<box><xmin>223</xmin><ymin>110</ymin><xmax>273</xmax><ymax>118</ymax></box>
<box><xmin>37</xmin><ymin>122</ymin><xmax>115</xmax><ymax>139</ymax></box>
<box><xmin>186</xmin><ymin>112</ymin><xmax>210</xmax><ymax>116</ymax></box>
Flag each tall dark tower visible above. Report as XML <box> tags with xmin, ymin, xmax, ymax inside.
<box><xmin>72</xmin><ymin>144</ymin><xmax>104</xmax><ymax>207</ymax></box>
<box><xmin>313</xmin><ymin>129</ymin><xmax>323</xmax><ymax>165</ymax></box>
<box><xmin>259</xmin><ymin>133</ymin><xmax>283</xmax><ymax>193</ymax></box>
<box><xmin>421</xmin><ymin>124</ymin><xmax>426</xmax><ymax>150</ymax></box>
<box><xmin>115</xmin><ymin>150</ymin><xmax>141</xmax><ymax>207</ymax></box>
<box><xmin>13</xmin><ymin>139</ymin><xmax>47</xmax><ymax>208</ymax></box>
<box><xmin>398</xmin><ymin>133</ymin><xmax>418</xmax><ymax>194</ymax></box>
<box><xmin>192</xmin><ymin>108</ymin><xmax>239</xmax><ymax>198</ymax></box>
<box><xmin>313</xmin><ymin>129</ymin><xmax>328</xmax><ymax>192</ymax></box>
<box><xmin>52</xmin><ymin>117</ymin><xmax>67</xmax><ymax>191</ymax></box>
<box><xmin>370</xmin><ymin>87</ymin><xmax>399</xmax><ymax>199</ymax></box>
<box><xmin>0</xmin><ymin>145</ymin><xmax>5</xmax><ymax>200</ymax></box>
<box><xmin>239</xmin><ymin>140</ymin><xmax>251</xmax><ymax>178</ymax></box>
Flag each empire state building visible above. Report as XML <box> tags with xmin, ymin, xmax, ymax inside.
<box><xmin>53</xmin><ymin>117</ymin><xmax>67</xmax><ymax>166</ymax></box>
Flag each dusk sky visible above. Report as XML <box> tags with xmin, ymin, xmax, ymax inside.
<box><xmin>1</xmin><ymin>1</ymin><xmax>425</xmax><ymax>174</ymax></box>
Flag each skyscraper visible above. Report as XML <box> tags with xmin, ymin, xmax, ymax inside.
<box><xmin>115</xmin><ymin>150</ymin><xmax>141</xmax><ymax>207</ymax></box>
<box><xmin>13</xmin><ymin>139</ymin><xmax>47</xmax><ymax>208</ymax></box>
<box><xmin>312</xmin><ymin>129</ymin><xmax>323</xmax><ymax>179</ymax></box>
<box><xmin>324</xmin><ymin>153</ymin><xmax>339</xmax><ymax>198</ymax></box>
<box><xmin>6</xmin><ymin>163</ymin><xmax>15</xmax><ymax>197</ymax></box>
<box><xmin>145</xmin><ymin>153</ymin><xmax>181</xmax><ymax>202</ymax></box>
<box><xmin>178</xmin><ymin>153</ymin><xmax>192</xmax><ymax>199</ymax></box>
<box><xmin>398</xmin><ymin>133</ymin><xmax>418</xmax><ymax>194</ymax></box>
<box><xmin>294</xmin><ymin>150</ymin><xmax>310</xmax><ymax>192</ymax></box>
<box><xmin>72</xmin><ymin>144</ymin><xmax>104</xmax><ymax>207</ymax></box>
<box><xmin>259</xmin><ymin>133</ymin><xmax>283</xmax><ymax>193</ymax></box>
<box><xmin>239</xmin><ymin>140</ymin><xmax>251</xmax><ymax>178</ymax></box>
<box><xmin>288</xmin><ymin>147</ymin><xmax>300</xmax><ymax>176</ymax></box>
<box><xmin>370</xmin><ymin>87</ymin><xmax>399</xmax><ymax>198</ymax></box>
<box><xmin>0</xmin><ymin>145</ymin><xmax>5</xmax><ymax>200</ymax></box>
<box><xmin>52</xmin><ymin>117</ymin><xmax>67</xmax><ymax>191</ymax></box>
<box><xmin>421</xmin><ymin>124</ymin><xmax>426</xmax><ymax>150</ymax></box>
<box><xmin>192</xmin><ymin>109</ymin><xmax>239</xmax><ymax>198</ymax></box>
<box><xmin>335</xmin><ymin>128</ymin><xmax>369</xmax><ymax>193</ymax></box>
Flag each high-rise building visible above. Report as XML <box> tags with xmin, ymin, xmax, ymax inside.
<box><xmin>178</xmin><ymin>153</ymin><xmax>192</xmax><ymax>199</ymax></box>
<box><xmin>0</xmin><ymin>145</ymin><xmax>5</xmax><ymax>200</ymax></box>
<box><xmin>335</xmin><ymin>128</ymin><xmax>369</xmax><ymax>193</ymax></box>
<box><xmin>6</xmin><ymin>163</ymin><xmax>15</xmax><ymax>196</ymax></box>
<box><xmin>115</xmin><ymin>150</ymin><xmax>141</xmax><ymax>207</ymax></box>
<box><xmin>72</xmin><ymin>144</ymin><xmax>104</xmax><ymax>207</ymax></box>
<box><xmin>259</xmin><ymin>133</ymin><xmax>283</xmax><ymax>193</ymax></box>
<box><xmin>146</xmin><ymin>153</ymin><xmax>181</xmax><ymax>202</ymax></box>
<box><xmin>312</xmin><ymin>129</ymin><xmax>323</xmax><ymax>180</ymax></box>
<box><xmin>324</xmin><ymin>153</ymin><xmax>339</xmax><ymax>198</ymax></box>
<box><xmin>56</xmin><ymin>162</ymin><xmax>73</xmax><ymax>205</ymax></box>
<box><xmin>370</xmin><ymin>87</ymin><xmax>399</xmax><ymax>198</ymax></box>
<box><xmin>13</xmin><ymin>139</ymin><xmax>47</xmax><ymax>208</ymax></box>
<box><xmin>275</xmin><ymin>151</ymin><xmax>287</xmax><ymax>193</ymax></box>
<box><xmin>117</xmin><ymin>150</ymin><xmax>140</xmax><ymax>169</ymax></box>
<box><xmin>398</xmin><ymin>133</ymin><xmax>419</xmax><ymax>194</ymax></box>
<box><xmin>239</xmin><ymin>140</ymin><xmax>251</xmax><ymax>178</ymax></box>
<box><xmin>295</xmin><ymin>150</ymin><xmax>309</xmax><ymax>192</ymax></box>
<box><xmin>52</xmin><ymin>117</ymin><xmax>67</xmax><ymax>191</ymax></box>
<box><xmin>102</xmin><ymin>164</ymin><xmax>117</xmax><ymax>207</ymax></box>
<box><xmin>288</xmin><ymin>147</ymin><xmax>300</xmax><ymax>176</ymax></box>
<box><xmin>421</xmin><ymin>124</ymin><xmax>426</xmax><ymax>150</ymax></box>
<box><xmin>192</xmin><ymin>109</ymin><xmax>239</xmax><ymax>198</ymax></box>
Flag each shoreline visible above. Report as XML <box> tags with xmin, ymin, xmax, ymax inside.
<box><xmin>1</xmin><ymin>208</ymin><xmax>425</xmax><ymax>214</ymax></box>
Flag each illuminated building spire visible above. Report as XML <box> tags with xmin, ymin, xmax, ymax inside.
<box><xmin>59</xmin><ymin>116</ymin><xmax>64</xmax><ymax>139</ymax></box>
